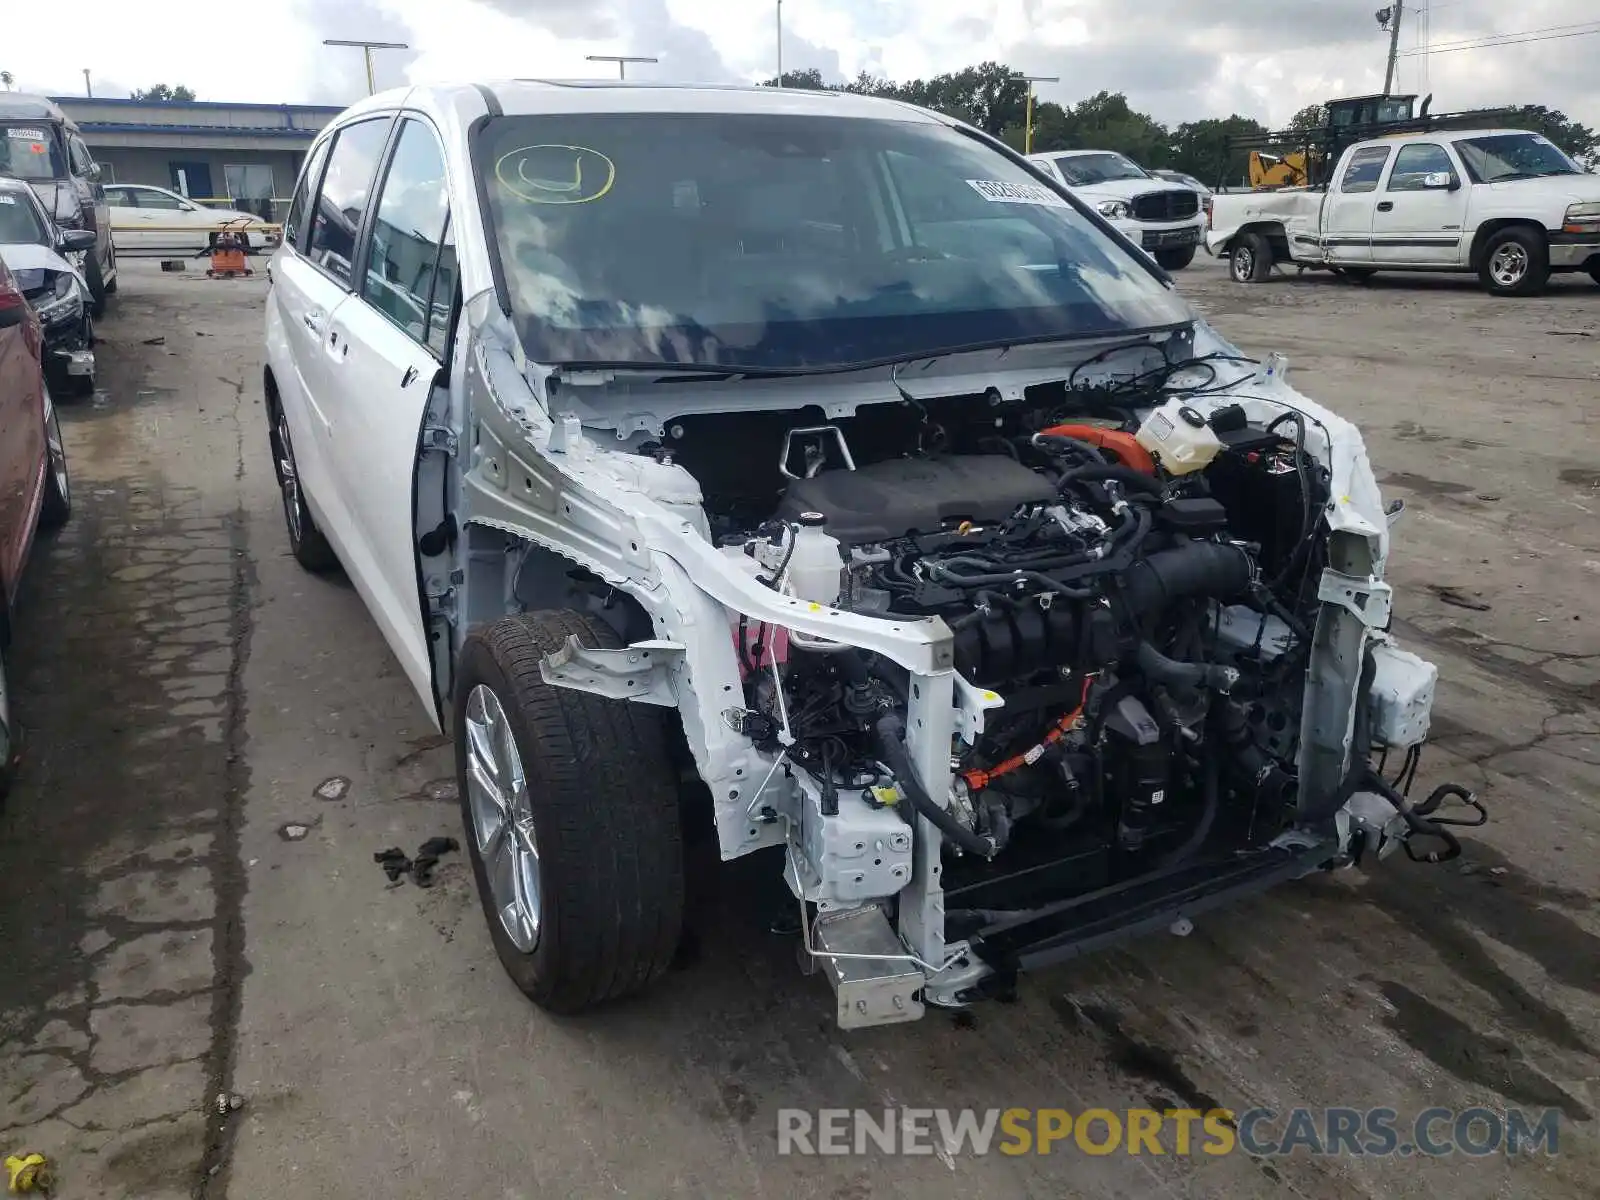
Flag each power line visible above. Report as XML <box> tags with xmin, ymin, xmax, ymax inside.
<box><xmin>1396</xmin><ymin>22</ymin><xmax>1600</xmax><ymax>56</ymax></box>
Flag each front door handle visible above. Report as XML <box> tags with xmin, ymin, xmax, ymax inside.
<box><xmin>1377</xmin><ymin>201</ymin><xmax>1394</xmax><ymax>212</ymax></box>
<box><xmin>401</xmin><ymin>365</ymin><xmax>419</xmax><ymax>388</ymax></box>
<box><xmin>303</xmin><ymin>310</ymin><xmax>324</xmax><ymax>334</ymax></box>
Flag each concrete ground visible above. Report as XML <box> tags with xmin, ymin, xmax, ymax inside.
<box><xmin>0</xmin><ymin>254</ymin><xmax>1596</xmax><ymax>1198</ymax></box>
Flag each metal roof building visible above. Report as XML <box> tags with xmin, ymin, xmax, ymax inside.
<box><xmin>48</xmin><ymin>96</ymin><xmax>345</xmax><ymax>219</ymax></box>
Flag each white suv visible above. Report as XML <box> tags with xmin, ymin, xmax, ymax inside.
<box><xmin>264</xmin><ymin>80</ymin><xmax>1470</xmax><ymax>1028</ymax></box>
<box><xmin>1028</xmin><ymin>149</ymin><xmax>1207</xmax><ymax>270</ymax></box>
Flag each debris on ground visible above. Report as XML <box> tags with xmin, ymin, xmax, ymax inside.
<box><xmin>214</xmin><ymin>1093</ymin><xmax>245</xmax><ymax>1116</ymax></box>
<box><xmin>5</xmin><ymin>1152</ymin><xmax>52</xmax><ymax>1193</ymax></box>
<box><xmin>141</xmin><ymin>336</ymin><xmax>166</xmax><ymax>346</ymax></box>
<box><xmin>1426</xmin><ymin>584</ymin><xmax>1491</xmax><ymax>612</ymax></box>
<box><xmin>374</xmin><ymin>838</ymin><xmax>459</xmax><ymax>888</ymax></box>
<box><xmin>411</xmin><ymin>837</ymin><xmax>459</xmax><ymax>889</ymax></box>
<box><xmin>278</xmin><ymin>823</ymin><xmax>311</xmax><ymax>842</ymax></box>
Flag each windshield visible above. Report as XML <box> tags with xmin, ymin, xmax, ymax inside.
<box><xmin>0</xmin><ymin>190</ymin><xmax>48</xmax><ymax>245</ymax></box>
<box><xmin>475</xmin><ymin>113</ymin><xmax>1189</xmax><ymax>372</ymax></box>
<box><xmin>0</xmin><ymin>124</ymin><xmax>66</xmax><ymax>182</ymax></box>
<box><xmin>1452</xmin><ymin>133</ymin><xmax>1581</xmax><ymax>183</ymax></box>
<box><xmin>1052</xmin><ymin>153</ymin><xmax>1151</xmax><ymax>186</ymax></box>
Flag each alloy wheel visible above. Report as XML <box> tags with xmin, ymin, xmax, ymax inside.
<box><xmin>275</xmin><ymin>410</ymin><xmax>302</xmax><ymax>544</ymax></box>
<box><xmin>464</xmin><ymin>684</ymin><xmax>542</xmax><ymax>952</ymax></box>
<box><xmin>1489</xmin><ymin>243</ymin><xmax>1528</xmax><ymax>288</ymax></box>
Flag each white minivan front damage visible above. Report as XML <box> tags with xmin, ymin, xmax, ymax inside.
<box><xmin>426</xmin><ymin>302</ymin><xmax>1470</xmax><ymax>1028</ymax></box>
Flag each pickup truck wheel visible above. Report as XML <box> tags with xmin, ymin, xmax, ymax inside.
<box><xmin>1588</xmin><ymin>263</ymin><xmax>1600</xmax><ymax>287</ymax></box>
<box><xmin>269</xmin><ymin>404</ymin><xmax>338</xmax><ymax>572</ymax></box>
<box><xmin>1480</xmin><ymin>227</ymin><xmax>1550</xmax><ymax>296</ymax></box>
<box><xmin>1154</xmin><ymin>246</ymin><xmax>1196</xmax><ymax>270</ymax></box>
<box><xmin>1343</xmin><ymin>267</ymin><xmax>1377</xmax><ymax>284</ymax></box>
<box><xmin>455</xmin><ymin>610</ymin><xmax>685</xmax><ymax>1014</ymax></box>
<box><xmin>84</xmin><ymin>252</ymin><xmax>107</xmax><ymax>318</ymax></box>
<box><xmin>1229</xmin><ymin>232</ymin><xmax>1271</xmax><ymax>283</ymax></box>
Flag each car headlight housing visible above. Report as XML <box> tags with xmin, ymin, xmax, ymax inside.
<box><xmin>1563</xmin><ymin>201</ymin><xmax>1600</xmax><ymax>232</ymax></box>
<box><xmin>1097</xmin><ymin>200</ymin><xmax>1132</xmax><ymax>220</ymax></box>
<box><xmin>35</xmin><ymin>272</ymin><xmax>83</xmax><ymax>323</ymax></box>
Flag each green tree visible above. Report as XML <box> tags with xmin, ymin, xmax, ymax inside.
<box><xmin>1170</xmin><ymin>115</ymin><xmax>1269</xmax><ymax>185</ymax></box>
<box><xmin>1287</xmin><ymin>103</ymin><xmax>1328</xmax><ymax>133</ymax></box>
<box><xmin>0</xmin><ymin>71</ymin><xmax>14</xmax><ymax>92</ymax></box>
<box><xmin>131</xmin><ymin>83</ymin><xmax>197</xmax><ymax>102</ymax></box>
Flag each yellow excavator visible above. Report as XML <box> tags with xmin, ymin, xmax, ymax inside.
<box><xmin>1248</xmin><ymin>149</ymin><xmax>1312</xmax><ymax>189</ymax></box>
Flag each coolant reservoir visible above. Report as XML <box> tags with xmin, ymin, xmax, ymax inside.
<box><xmin>784</xmin><ymin>513</ymin><xmax>845</xmax><ymax>604</ymax></box>
<box><xmin>1135</xmin><ymin>399</ymin><xmax>1222</xmax><ymax>476</ymax></box>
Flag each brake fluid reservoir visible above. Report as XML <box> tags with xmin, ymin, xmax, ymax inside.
<box><xmin>1135</xmin><ymin>399</ymin><xmax>1222</xmax><ymax>475</ymax></box>
<box><xmin>783</xmin><ymin>513</ymin><xmax>845</xmax><ymax>605</ymax></box>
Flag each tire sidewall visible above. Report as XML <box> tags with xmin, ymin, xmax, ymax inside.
<box><xmin>453</xmin><ymin>631</ymin><xmax>564</xmax><ymax>995</ymax></box>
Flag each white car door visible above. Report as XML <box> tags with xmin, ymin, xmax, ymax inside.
<box><xmin>123</xmin><ymin>185</ymin><xmax>200</xmax><ymax>252</ymax></box>
<box><xmin>102</xmin><ymin>186</ymin><xmax>149</xmax><ymax>251</ymax></box>
<box><xmin>1322</xmin><ymin>145</ymin><xmax>1391</xmax><ymax>266</ymax></box>
<box><xmin>1371</xmin><ymin>142</ymin><xmax>1470</xmax><ymax>266</ymax></box>
<box><xmin>271</xmin><ymin>115</ymin><xmax>395</xmax><ymax>568</ymax></box>
<box><xmin>321</xmin><ymin>115</ymin><xmax>457</xmax><ymax>709</ymax></box>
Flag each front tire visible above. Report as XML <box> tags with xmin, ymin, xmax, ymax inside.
<box><xmin>1229</xmin><ymin>232</ymin><xmax>1272</xmax><ymax>282</ymax></box>
<box><xmin>1343</xmin><ymin>267</ymin><xmax>1377</xmax><ymax>285</ymax></box>
<box><xmin>455</xmin><ymin>610</ymin><xmax>685</xmax><ymax>1015</ymax></box>
<box><xmin>1587</xmin><ymin>263</ymin><xmax>1600</xmax><ymax>288</ymax></box>
<box><xmin>1155</xmin><ymin>246</ymin><xmax>1197</xmax><ymax>271</ymax></box>
<box><xmin>268</xmin><ymin>402</ymin><xmax>337</xmax><ymax>572</ymax></box>
<box><xmin>84</xmin><ymin>248</ymin><xmax>108</xmax><ymax>318</ymax></box>
<box><xmin>1479</xmin><ymin>227</ymin><xmax>1550</xmax><ymax>296</ymax></box>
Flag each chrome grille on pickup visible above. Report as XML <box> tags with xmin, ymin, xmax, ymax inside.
<box><xmin>1130</xmin><ymin>190</ymin><xmax>1200</xmax><ymax>221</ymax></box>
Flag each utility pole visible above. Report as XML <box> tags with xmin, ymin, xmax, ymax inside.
<box><xmin>82</xmin><ymin>68</ymin><xmax>93</xmax><ymax>98</ymax></box>
<box><xmin>1382</xmin><ymin>0</ymin><xmax>1404</xmax><ymax>94</ymax></box>
<box><xmin>323</xmin><ymin>39</ymin><xmax>410</xmax><ymax>97</ymax></box>
<box><xmin>775</xmin><ymin>0</ymin><xmax>783</xmax><ymax>87</ymax></box>
<box><xmin>1019</xmin><ymin>75</ymin><xmax>1059</xmax><ymax>154</ymax></box>
<box><xmin>585</xmin><ymin>55</ymin><xmax>659</xmax><ymax>80</ymax></box>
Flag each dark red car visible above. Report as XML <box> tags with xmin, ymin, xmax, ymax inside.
<box><xmin>0</xmin><ymin>252</ymin><xmax>71</xmax><ymax>795</ymax></box>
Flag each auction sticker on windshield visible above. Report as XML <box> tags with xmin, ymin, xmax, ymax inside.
<box><xmin>5</xmin><ymin>128</ymin><xmax>46</xmax><ymax>140</ymax></box>
<box><xmin>966</xmin><ymin>179</ymin><xmax>1070</xmax><ymax>208</ymax></box>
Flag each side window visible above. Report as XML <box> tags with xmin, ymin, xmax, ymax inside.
<box><xmin>104</xmin><ymin>186</ymin><xmax>132</xmax><ymax>206</ymax></box>
<box><xmin>1387</xmin><ymin>143</ymin><xmax>1455</xmax><ymax>191</ymax></box>
<box><xmin>1339</xmin><ymin>146</ymin><xmax>1392</xmax><ymax>194</ymax></box>
<box><xmin>137</xmin><ymin>189</ymin><xmax>184</xmax><ymax>210</ymax></box>
<box><xmin>67</xmin><ymin>135</ymin><xmax>94</xmax><ymax>176</ymax></box>
<box><xmin>361</xmin><ymin>118</ymin><xmax>452</xmax><ymax>353</ymax></box>
<box><xmin>284</xmin><ymin>138</ymin><xmax>331</xmax><ymax>252</ymax></box>
<box><xmin>306</xmin><ymin>117</ymin><xmax>393</xmax><ymax>286</ymax></box>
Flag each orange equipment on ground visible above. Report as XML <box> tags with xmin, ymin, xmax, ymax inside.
<box><xmin>205</xmin><ymin>227</ymin><xmax>253</xmax><ymax>279</ymax></box>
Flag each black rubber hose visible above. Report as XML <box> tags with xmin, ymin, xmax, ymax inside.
<box><xmin>1120</xmin><ymin>542</ymin><xmax>1254</xmax><ymax>618</ymax></box>
<box><xmin>872</xmin><ymin>713</ymin><xmax>998</xmax><ymax>858</ymax></box>
<box><xmin>1136</xmin><ymin>641</ymin><xmax>1239</xmax><ymax>693</ymax></box>
<box><xmin>1056</xmin><ymin>463</ymin><xmax>1166</xmax><ymax>499</ymax></box>
<box><xmin>1155</xmin><ymin>751</ymin><xmax>1220</xmax><ymax>869</ymax></box>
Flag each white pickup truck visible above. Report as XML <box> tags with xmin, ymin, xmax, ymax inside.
<box><xmin>1027</xmin><ymin>149</ymin><xmax>1207</xmax><ymax>270</ymax></box>
<box><xmin>1207</xmin><ymin>128</ymin><xmax>1600</xmax><ymax>296</ymax></box>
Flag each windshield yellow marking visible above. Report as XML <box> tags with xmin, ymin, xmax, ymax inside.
<box><xmin>495</xmin><ymin>145</ymin><xmax>616</xmax><ymax>205</ymax></box>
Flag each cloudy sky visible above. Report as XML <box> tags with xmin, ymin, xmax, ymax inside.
<box><xmin>8</xmin><ymin>0</ymin><xmax>1598</xmax><ymax>131</ymax></box>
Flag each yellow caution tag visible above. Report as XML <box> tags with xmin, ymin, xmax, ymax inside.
<box><xmin>869</xmin><ymin>786</ymin><xmax>901</xmax><ymax>807</ymax></box>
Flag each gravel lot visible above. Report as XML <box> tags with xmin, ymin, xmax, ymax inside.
<box><xmin>1</xmin><ymin>253</ymin><xmax>1596</xmax><ymax>1198</ymax></box>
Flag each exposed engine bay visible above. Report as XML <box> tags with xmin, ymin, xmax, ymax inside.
<box><xmin>553</xmin><ymin>342</ymin><xmax>1484</xmax><ymax>1026</ymax></box>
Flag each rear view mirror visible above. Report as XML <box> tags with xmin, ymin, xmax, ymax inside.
<box><xmin>58</xmin><ymin>228</ymin><xmax>96</xmax><ymax>252</ymax></box>
<box><xmin>1423</xmin><ymin>171</ymin><xmax>1459</xmax><ymax>191</ymax></box>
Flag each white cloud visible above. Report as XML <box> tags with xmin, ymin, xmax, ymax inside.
<box><xmin>4</xmin><ymin>0</ymin><xmax>1595</xmax><ymax>131</ymax></box>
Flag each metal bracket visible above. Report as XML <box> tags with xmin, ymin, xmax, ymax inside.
<box><xmin>539</xmin><ymin>637</ymin><xmax>685</xmax><ymax>707</ymax></box>
<box><xmin>421</xmin><ymin>424</ymin><xmax>458</xmax><ymax>456</ymax></box>
<box><xmin>953</xmin><ymin>675</ymin><xmax>1007</xmax><ymax>744</ymax></box>
<box><xmin>1317</xmin><ymin>569</ymin><xmax>1392</xmax><ymax>629</ymax></box>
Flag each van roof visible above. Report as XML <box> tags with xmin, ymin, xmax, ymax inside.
<box><xmin>0</xmin><ymin>93</ymin><xmax>72</xmax><ymax>125</ymax></box>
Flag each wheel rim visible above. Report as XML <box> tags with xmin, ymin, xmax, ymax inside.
<box><xmin>1490</xmin><ymin>243</ymin><xmax>1528</xmax><ymax>287</ymax></box>
<box><xmin>275</xmin><ymin>410</ymin><xmax>302</xmax><ymax>544</ymax></box>
<box><xmin>44</xmin><ymin>389</ymin><xmax>69</xmax><ymax>510</ymax></box>
<box><xmin>465</xmin><ymin>684</ymin><xmax>541</xmax><ymax>952</ymax></box>
<box><xmin>1234</xmin><ymin>246</ymin><xmax>1254</xmax><ymax>279</ymax></box>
